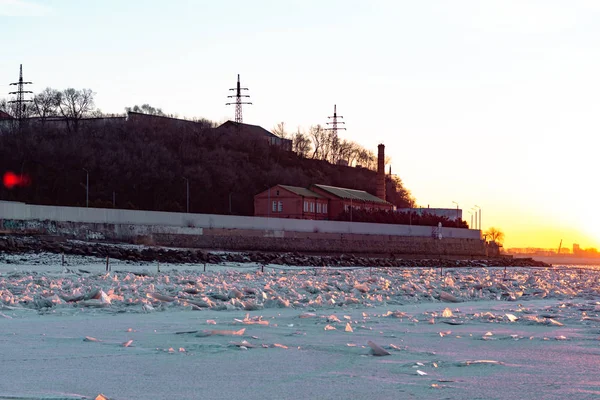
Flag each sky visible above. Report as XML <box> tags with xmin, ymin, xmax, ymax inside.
<box><xmin>1</xmin><ymin>0</ymin><xmax>599</xmax><ymax>250</ymax></box>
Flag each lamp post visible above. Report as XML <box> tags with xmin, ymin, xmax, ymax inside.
<box><xmin>83</xmin><ymin>168</ymin><xmax>89</xmax><ymax>207</ymax></box>
<box><xmin>468</xmin><ymin>211</ymin><xmax>473</xmax><ymax>229</ymax></box>
<box><xmin>474</xmin><ymin>205</ymin><xmax>481</xmax><ymax>231</ymax></box>
<box><xmin>183</xmin><ymin>177</ymin><xmax>189</xmax><ymax>213</ymax></box>
<box><xmin>452</xmin><ymin>201</ymin><xmax>459</xmax><ymax>227</ymax></box>
<box><xmin>267</xmin><ymin>186</ymin><xmax>271</xmax><ymax>218</ymax></box>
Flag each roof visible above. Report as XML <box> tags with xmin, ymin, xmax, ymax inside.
<box><xmin>278</xmin><ymin>185</ymin><xmax>324</xmax><ymax>198</ymax></box>
<box><xmin>216</xmin><ymin>120</ymin><xmax>280</xmax><ymax>140</ymax></box>
<box><xmin>0</xmin><ymin>111</ymin><xmax>13</xmax><ymax>120</ymax></box>
<box><xmin>311</xmin><ymin>184</ymin><xmax>390</xmax><ymax>204</ymax></box>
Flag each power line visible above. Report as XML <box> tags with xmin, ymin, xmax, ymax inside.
<box><xmin>225</xmin><ymin>74</ymin><xmax>252</xmax><ymax>123</ymax></box>
<box><xmin>8</xmin><ymin>64</ymin><xmax>33</xmax><ymax>129</ymax></box>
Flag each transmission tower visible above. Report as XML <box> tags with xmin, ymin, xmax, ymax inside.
<box><xmin>8</xmin><ymin>64</ymin><xmax>33</xmax><ymax>128</ymax></box>
<box><xmin>226</xmin><ymin>74</ymin><xmax>252</xmax><ymax>123</ymax></box>
<box><xmin>326</xmin><ymin>104</ymin><xmax>346</xmax><ymax>136</ymax></box>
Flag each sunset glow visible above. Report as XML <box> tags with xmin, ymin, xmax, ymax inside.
<box><xmin>2</xmin><ymin>1</ymin><xmax>600</xmax><ymax>249</ymax></box>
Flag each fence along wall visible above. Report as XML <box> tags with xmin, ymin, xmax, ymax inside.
<box><xmin>0</xmin><ymin>201</ymin><xmax>485</xmax><ymax>256</ymax></box>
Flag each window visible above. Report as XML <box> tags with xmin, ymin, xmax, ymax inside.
<box><xmin>278</xmin><ymin>201</ymin><xmax>283</xmax><ymax>212</ymax></box>
<box><xmin>317</xmin><ymin>203</ymin><xmax>321</xmax><ymax>213</ymax></box>
<box><xmin>344</xmin><ymin>204</ymin><xmax>349</xmax><ymax>212</ymax></box>
<box><xmin>310</xmin><ymin>202</ymin><xmax>315</xmax><ymax>212</ymax></box>
<box><xmin>276</xmin><ymin>190</ymin><xmax>280</xmax><ymax>196</ymax></box>
<box><xmin>323</xmin><ymin>204</ymin><xmax>327</xmax><ymax>214</ymax></box>
<box><xmin>304</xmin><ymin>201</ymin><xmax>308</xmax><ymax>212</ymax></box>
<box><xmin>272</xmin><ymin>201</ymin><xmax>277</xmax><ymax>212</ymax></box>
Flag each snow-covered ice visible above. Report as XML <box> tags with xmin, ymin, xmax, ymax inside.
<box><xmin>0</xmin><ymin>252</ymin><xmax>599</xmax><ymax>399</ymax></box>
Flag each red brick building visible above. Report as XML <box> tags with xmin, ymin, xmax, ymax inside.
<box><xmin>254</xmin><ymin>184</ymin><xmax>393</xmax><ymax>220</ymax></box>
<box><xmin>254</xmin><ymin>185</ymin><xmax>329</xmax><ymax>220</ymax></box>
<box><xmin>309</xmin><ymin>184</ymin><xmax>393</xmax><ymax>217</ymax></box>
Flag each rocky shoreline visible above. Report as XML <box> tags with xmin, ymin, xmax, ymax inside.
<box><xmin>0</xmin><ymin>234</ymin><xmax>550</xmax><ymax>269</ymax></box>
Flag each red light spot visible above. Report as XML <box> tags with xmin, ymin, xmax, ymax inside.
<box><xmin>3</xmin><ymin>171</ymin><xmax>30</xmax><ymax>189</ymax></box>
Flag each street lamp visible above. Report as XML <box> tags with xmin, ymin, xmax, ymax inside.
<box><xmin>452</xmin><ymin>201</ymin><xmax>459</xmax><ymax>227</ymax></box>
<box><xmin>468</xmin><ymin>210</ymin><xmax>473</xmax><ymax>229</ymax></box>
<box><xmin>82</xmin><ymin>168</ymin><xmax>89</xmax><ymax>207</ymax></box>
<box><xmin>470</xmin><ymin>207</ymin><xmax>478</xmax><ymax>229</ymax></box>
<box><xmin>263</xmin><ymin>185</ymin><xmax>271</xmax><ymax>218</ymax></box>
<box><xmin>474</xmin><ymin>205</ymin><xmax>481</xmax><ymax>231</ymax></box>
<box><xmin>183</xmin><ymin>177</ymin><xmax>189</xmax><ymax>213</ymax></box>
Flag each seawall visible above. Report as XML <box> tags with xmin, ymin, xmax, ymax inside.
<box><xmin>0</xmin><ymin>201</ymin><xmax>486</xmax><ymax>256</ymax></box>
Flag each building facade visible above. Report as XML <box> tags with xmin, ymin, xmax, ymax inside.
<box><xmin>310</xmin><ymin>184</ymin><xmax>394</xmax><ymax>217</ymax></box>
<box><xmin>254</xmin><ymin>185</ymin><xmax>329</xmax><ymax>220</ymax></box>
<box><xmin>254</xmin><ymin>183</ymin><xmax>393</xmax><ymax>220</ymax></box>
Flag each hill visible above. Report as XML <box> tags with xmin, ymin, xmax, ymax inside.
<box><xmin>0</xmin><ymin>119</ymin><xmax>414</xmax><ymax>215</ymax></box>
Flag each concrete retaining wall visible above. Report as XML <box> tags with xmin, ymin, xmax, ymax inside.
<box><xmin>0</xmin><ymin>201</ymin><xmax>486</xmax><ymax>256</ymax></box>
<box><xmin>0</xmin><ymin>201</ymin><xmax>481</xmax><ymax>239</ymax></box>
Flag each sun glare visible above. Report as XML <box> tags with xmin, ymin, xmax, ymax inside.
<box><xmin>573</xmin><ymin>212</ymin><xmax>600</xmax><ymax>250</ymax></box>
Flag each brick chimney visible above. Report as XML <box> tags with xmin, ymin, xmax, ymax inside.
<box><xmin>377</xmin><ymin>144</ymin><xmax>385</xmax><ymax>201</ymax></box>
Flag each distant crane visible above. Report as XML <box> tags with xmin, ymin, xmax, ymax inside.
<box><xmin>557</xmin><ymin>239</ymin><xmax>563</xmax><ymax>255</ymax></box>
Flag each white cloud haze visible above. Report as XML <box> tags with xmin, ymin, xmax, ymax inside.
<box><xmin>0</xmin><ymin>0</ymin><xmax>50</xmax><ymax>16</ymax></box>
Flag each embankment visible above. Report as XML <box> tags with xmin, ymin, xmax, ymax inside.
<box><xmin>0</xmin><ymin>201</ymin><xmax>488</xmax><ymax>257</ymax></box>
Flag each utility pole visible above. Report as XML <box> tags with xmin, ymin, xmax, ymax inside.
<box><xmin>226</xmin><ymin>74</ymin><xmax>252</xmax><ymax>123</ymax></box>
<box><xmin>452</xmin><ymin>201</ymin><xmax>459</xmax><ymax>227</ymax></box>
<box><xmin>8</xmin><ymin>64</ymin><xmax>33</xmax><ymax>131</ymax></box>
<box><xmin>326</xmin><ymin>104</ymin><xmax>346</xmax><ymax>135</ymax></box>
<box><xmin>325</xmin><ymin>105</ymin><xmax>346</xmax><ymax>162</ymax></box>
<box><xmin>83</xmin><ymin>169</ymin><xmax>89</xmax><ymax>207</ymax></box>
<box><xmin>183</xmin><ymin>177</ymin><xmax>189</xmax><ymax>213</ymax></box>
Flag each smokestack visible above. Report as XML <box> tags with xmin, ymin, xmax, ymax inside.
<box><xmin>377</xmin><ymin>143</ymin><xmax>385</xmax><ymax>201</ymax></box>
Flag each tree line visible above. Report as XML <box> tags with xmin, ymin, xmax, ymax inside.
<box><xmin>272</xmin><ymin>122</ymin><xmax>381</xmax><ymax>169</ymax></box>
<box><xmin>1</xmin><ymin>87</ymin><xmax>385</xmax><ymax>171</ymax></box>
<box><xmin>1</xmin><ymin>87</ymin><xmax>99</xmax><ymax>133</ymax></box>
<box><xmin>336</xmin><ymin>208</ymin><xmax>469</xmax><ymax>228</ymax></box>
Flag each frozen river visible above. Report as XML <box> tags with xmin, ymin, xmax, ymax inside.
<box><xmin>0</xmin><ymin>252</ymin><xmax>599</xmax><ymax>399</ymax></box>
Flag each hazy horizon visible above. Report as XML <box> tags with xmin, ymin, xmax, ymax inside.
<box><xmin>1</xmin><ymin>0</ymin><xmax>599</xmax><ymax>249</ymax></box>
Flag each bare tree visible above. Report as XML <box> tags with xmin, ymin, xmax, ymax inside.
<box><xmin>326</xmin><ymin>131</ymin><xmax>341</xmax><ymax>164</ymax></box>
<box><xmin>484</xmin><ymin>227</ymin><xmax>505</xmax><ymax>245</ymax></box>
<box><xmin>292</xmin><ymin>128</ymin><xmax>312</xmax><ymax>158</ymax></box>
<box><xmin>0</xmin><ymin>98</ymin><xmax>9</xmax><ymax>114</ymax></box>
<box><xmin>309</xmin><ymin>125</ymin><xmax>327</xmax><ymax>159</ymax></box>
<box><xmin>357</xmin><ymin>148</ymin><xmax>376</xmax><ymax>170</ymax></box>
<box><xmin>125</xmin><ymin>104</ymin><xmax>166</xmax><ymax>116</ymax></box>
<box><xmin>57</xmin><ymin>88</ymin><xmax>95</xmax><ymax>132</ymax></box>
<box><xmin>0</xmin><ymin>97</ymin><xmax>20</xmax><ymax>118</ymax></box>
<box><xmin>32</xmin><ymin>87</ymin><xmax>60</xmax><ymax>126</ymax></box>
<box><xmin>336</xmin><ymin>139</ymin><xmax>355</xmax><ymax>165</ymax></box>
<box><xmin>272</xmin><ymin>122</ymin><xmax>289</xmax><ymax>139</ymax></box>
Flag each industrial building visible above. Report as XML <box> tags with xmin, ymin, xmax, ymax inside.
<box><xmin>254</xmin><ymin>143</ymin><xmax>393</xmax><ymax>220</ymax></box>
<box><xmin>254</xmin><ymin>184</ymin><xmax>393</xmax><ymax>220</ymax></box>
